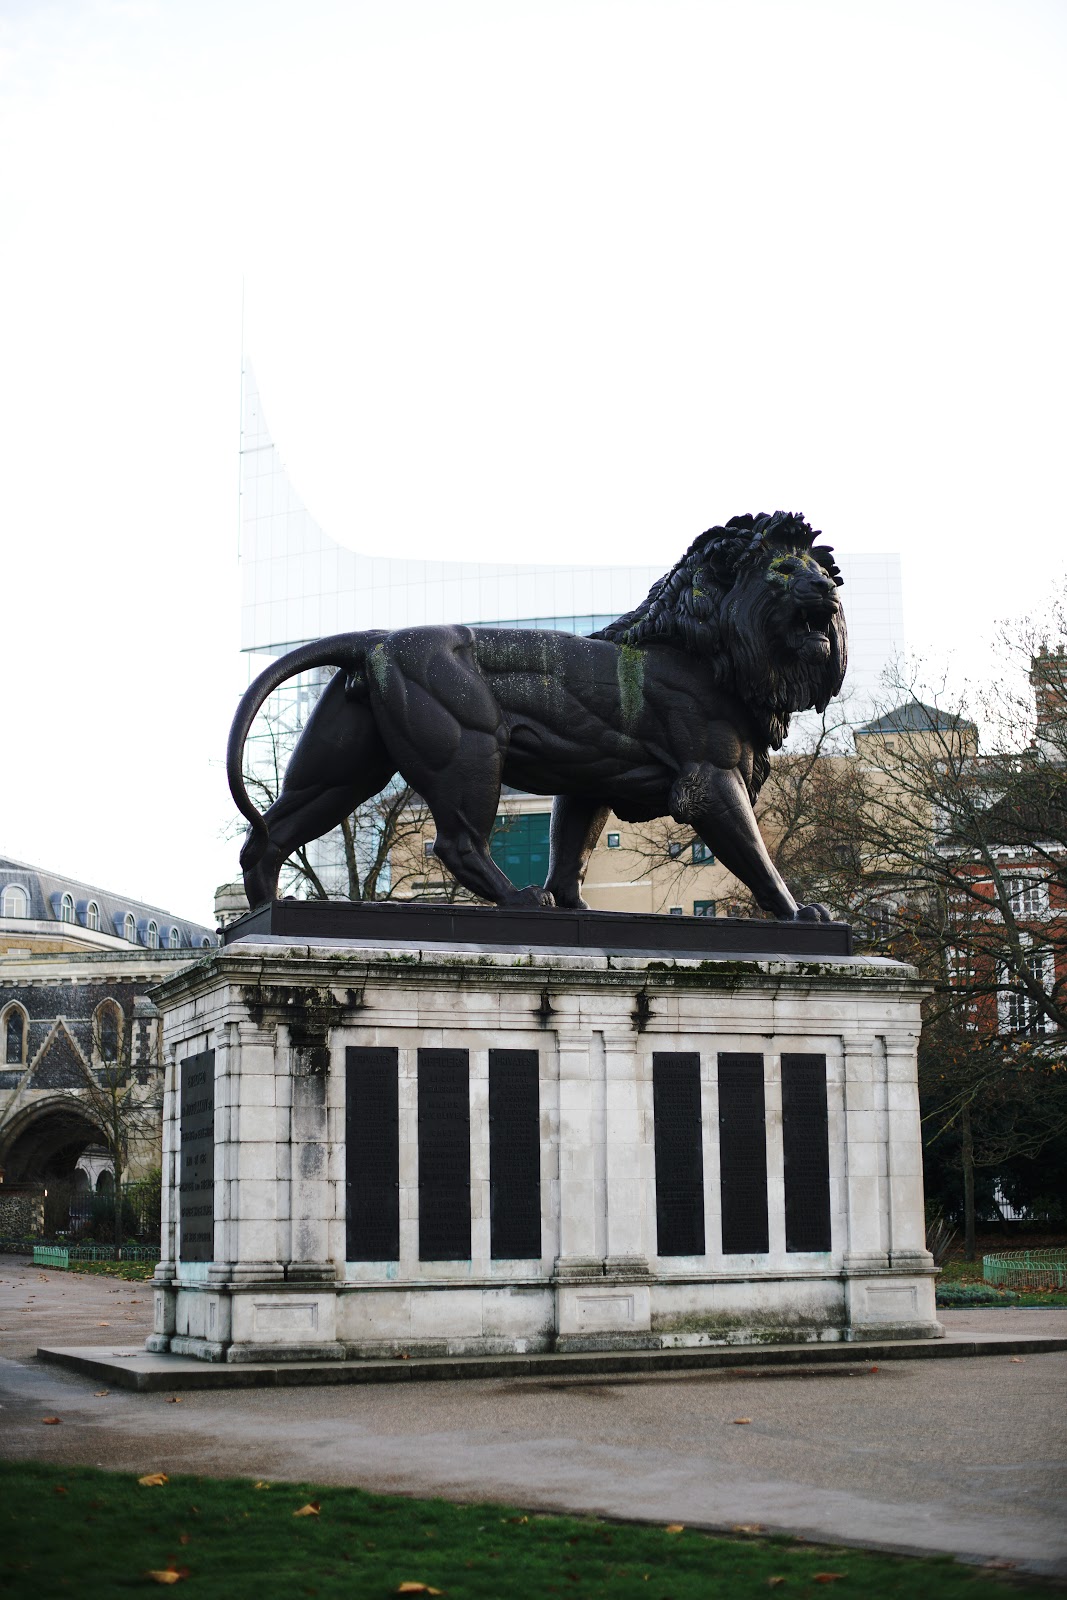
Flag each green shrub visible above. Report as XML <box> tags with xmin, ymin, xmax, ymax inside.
<box><xmin>936</xmin><ymin>1282</ymin><xmax>1019</xmax><ymax>1307</ymax></box>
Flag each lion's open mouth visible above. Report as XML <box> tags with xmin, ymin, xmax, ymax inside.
<box><xmin>787</xmin><ymin>606</ymin><xmax>837</xmax><ymax>656</ymax></box>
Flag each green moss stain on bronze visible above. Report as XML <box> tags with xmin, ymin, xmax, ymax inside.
<box><xmin>617</xmin><ymin>644</ymin><xmax>645</xmax><ymax>729</ymax></box>
<box><xmin>368</xmin><ymin>642</ymin><xmax>388</xmax><ymax>692</ymax></box>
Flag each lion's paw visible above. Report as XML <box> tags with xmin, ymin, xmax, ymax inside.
<box><xmin>793</xmin><ymin>903</ymin><xmax>832</xmax><ymax>923</ymax></box>
<box><xmin>503</xmin><ymin>886</ymin><xmax>557</xmax><ymax>909</ymax></box>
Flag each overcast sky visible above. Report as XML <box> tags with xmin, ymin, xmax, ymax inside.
<box><xmin>2</xmin><ymin>0</ymin><xmax>1065</xmax><ymax>926</ymax></box>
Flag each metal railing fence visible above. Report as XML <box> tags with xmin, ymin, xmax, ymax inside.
<box><xmin>983</xmin><ymin>1249</ymin><xmax>1067</xmax><ymax>1290</ymax></box>
<box><xmin>32</xmin><ymin>1243</ymin><xmax>159</xmax><ymax>1269</ymax></box>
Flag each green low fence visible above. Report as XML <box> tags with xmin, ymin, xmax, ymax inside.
<box><xmin>983</xmin><ymin>1248</ymin><xmax>1067</xmax><ymax>1290</ymax></box>
<box><xmin>32</xmin><ymin>1243</ymin><xmax>159</xmax><ymax>1269</ymax></box>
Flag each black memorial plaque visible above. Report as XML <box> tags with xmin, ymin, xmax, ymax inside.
<box><xmin>782</xmin><ymin>1054</ymin><xmax>832</xmax><ymax>1252</ymax></box>
<box><xmin>652</xmin><ymin>1053</ymin><xmax>705</xmax><ymax>1256</ymax></box>
<box><xmin>717</xmin><ymin>1053</ymin><xmax>769</xmax><ymax>1254</ymax></box>
<box><xmin>179</xmin><ymin>1049</ymin><xmax>215</xmax><ymax>1263</ymax></box>
<box><xmin>346</xmin><ymin>1047</ymin><xmax>400</xmax><ymax>1261</ymax></box>
<box><xmin>418</xmin><ymin>1049</ymin><xmax>471</xmax><ymax>1261</ymax></box>
<box><xmin>488</xmin><ymin>1050</ymin><xmax>541</xmax><ymax>1259</ymax></box>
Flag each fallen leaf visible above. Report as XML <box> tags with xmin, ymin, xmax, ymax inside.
<box><xmin>53</xmin><ymin>1486</ymin><xmax>68</xmax><ymax>1496</ymax></box>
<box><xmin>733</xmin><ymin>1523</ymin><xmax>763</xmax><ymax>1534</ymax></box>
<box><xmin>732</xmin><ymin>1418</ymin><xmax>752</xmax><ymax>1425</ymax></box>
<box><xmin>178</xmin><ymin>1534</ymin><xmax>191</xmax><ymax>1546</ymax></box>
<box><xmin>395</xmin><ymin>1585</ymin><xmax>443</xmax><ymax>1595</ymax></box>
<box><xmin>166</xmin><ymin>1397</ymin><xmax>182</xmax><ymax>1404</ymax></box>
<box><xmin>868</xmin><ymin>1365</ymin><xmax>879</xmax><ymax>1373</ymax></box>
<box><xmin>253</xmin><ymin>1481</ymin><xmax>272</xmax><ymax>1490</ymax></box>
<box><xmin>1010</xmin><ymin>1357</ymin><xmax>1025</xmax><ymax>1364</ymax></box>
<box><xmin>41</xmin><ymin>1417</ymin><xmax>61</xmax><ymax>1425</ymax></box>
<box><xmin>96</xmin><ymin>1322</ymin><xmax>110</xmax><ymax>1327</ymax></box>
<box><xmin>813</xmin><ymin>1575</ymin><xmax>846</xmax><ymax>1584</ymax></box>
<box><xmin>145</xmin><ymin>1568</ymin><xmax>188</xmax><ymax>1585</ymax></box>
<box><xmin>138</xmin><ymin>1473</ymin><xmax>169</xmax><ymax>1487</ymax></box>
<box><xmin>94</xmin><ymin>1391</ymin><xmax>109</xmax><ymax>1398</ymax></box>
<box><xmin>293</xmin><ymin>1503</ymin><xmax>320</xmax><ymax>1517</ymax></box>
<box><xmin>665</xmin><ymin>1523</ymin><xmax>684</xmax><ymax>1534</ymax></box>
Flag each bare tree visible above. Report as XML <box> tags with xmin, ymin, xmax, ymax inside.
<box><xmin>702</xmin><ymin>602</ymin><xmax>1067</xmax><ymax>1254</ymax></box>
<box><xmin>83</xmin><ymin>1006</ymin><xmax>164</xmax><ymax>1251</ymax></box>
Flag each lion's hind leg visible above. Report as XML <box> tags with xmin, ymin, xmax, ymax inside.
<box><xmin>368</xmin><ymin>625</ymin><xmax>555</xmax><ymax>908</ymax></box>
<box><xmin>417</xmin><ymin>771</ymin><xmax>556</xmax><ymax>908</ymax></box>
<box><xmin>241</xmin><ymin>674</ymin><xmax>396</xmax><ymax>905</ymax></box>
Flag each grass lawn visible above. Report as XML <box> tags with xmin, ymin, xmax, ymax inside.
<box><xmin>63</xmin><ymin>1259</ymin><xmax>156</xmax><ymax>1282</ymax></box>
<box><xmin>0</xmin><ymin>1462</ymin><xmax>1050</xmax><ymax>1599</ymax></box>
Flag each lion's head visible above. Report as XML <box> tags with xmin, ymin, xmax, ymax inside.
<box><xmin>594</xmin><ymin>511</ymin><xmax>847</xmax><ymax>749</ymax></box>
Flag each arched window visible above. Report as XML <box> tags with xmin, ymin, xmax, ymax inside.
<box><xmin>60</xmin><ymin>893</ymin><xmax>75</xmax><ymax>923</ymax></box>
<box><xmin>123</xmin><ymin>913</ymin><xmax>136</xmax><ymax>942</ymax></box>
<box><xmin>4</xmin><ymin>1006</ymin><xmax>27</xmax><ymax>1065</ymax></box>
<box><xmin>2</xmin><ymin>884</ymin><xmax>29</xmax><ymax>918</ymax></box>
<box><xmin>95</xmin><ymin>1003</ymin><xmax>121</xmax><ymax>1063</ymax></box>
<box><xmin>146</xmin><ymin>920</ymin><xmax>159</xmax><ymax>949</ymax></box>
<box><xmin>168</xmin><ymin>926</ymin><xmax>181</xmax><ymax>950</ymax></box>
<box><xmin>86</xmin><ymin>901</ymin><xmax>100</xmax><ymax>931</ymax></box>
<box><xmin>200</xmin><ymin>936</ymin><xmax>213</xmax><ymax>948</ymax></box>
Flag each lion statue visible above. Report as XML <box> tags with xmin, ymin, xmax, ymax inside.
<box><xmin>227</xmin><ymin>511</ymin><xmax>847</xmax><ymax>919</ymax></box>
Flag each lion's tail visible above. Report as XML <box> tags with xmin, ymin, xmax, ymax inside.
<box><xmin>226</xmin><ymin>633</ymin><xmax>374</xmax><ymax>852</ymax></box>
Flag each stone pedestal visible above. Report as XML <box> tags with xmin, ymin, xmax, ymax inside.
<box><xmin>147</xmin><ymin>909</ymin><xmax>940</xmax><ymax>1362</ymax></box>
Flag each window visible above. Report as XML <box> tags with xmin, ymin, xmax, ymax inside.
<box><xmin>60</xmin><ymin>893</ymin><xmax>75</xmax><ymax>923</ymax></box>
<box><xmin>423</xmin><ymin>840</ymin><xmax>435</xmax><ymax>856</ymax></box>
<box><xmin>123</xmin><ymin>912</ymin><xmax>136</xmax><ymax>942</ymax></box>
<box><xmin>865</xmin><ymin>903</ymin><xmax>896</xmax><ymax>943</ymax></box>
<box><xmin>489</xmin><ymin>812</ymin><xmax>550</xmax><ymax>889</ymax></box>
<box><xmin>998</xmin><ymin>946</ymin><xmax>1056</xmax><ymax>1035</ymax></box>
<box><xmin>200</xmin><ymin>936</ymin><xmax>213</xmax><ymax>948</ymax></box>
<box><xmin>946</xmin><ymin>947</ymin><xmax>977</xmax><ymax>1028</ymax></box>
<box><xmin>692</xmin><ymin>840</ymin><xmax>715</xmax><ymax>864</ymax></box>
<box><xmin>4</xmin><ymin>1007</ymin><xmax>26</xmax><ymax>1065</ymax></box>
<box><xmin>606</xmin><ymin>832</ymin><xmax>620</xmax><ymax>849</ymax></box>
<box><xmin>85</xmin><ymin>901</ymin><xmax>100</xmax><ymax>931</ymax></box>
<box><xmin>668</xmin><ymin>841</ymin><xmax>683</xmax><ymax>860</ymax></box>
<box><xmin>146</xmin><ymin>921</ymin><xmax>159</xmax><ymax>948</ymax></box>
<box><xmin>96</xmin><ymin>1004</ymin><xmax>121</xmax><ymax>1063</ymax></box>
<box><xmin>694</xmin><ymin>900</ymin><xmax>717</xmax><ymax>917</ymax></box>
<box><xmin>168</xmin><ymin>926</ymin><xmax>181</xmax><ymax>949</ymax></box>
<box><xmin>1006</xmin><ymin>876</ymin><xmax>1049</xmax><ymax>918</ymax></box>
<box><xmin>1</xmin><ymin>884</ymin><xmax>29</xmax><ymax>918</ymax></box>
<box><xmin>669</xmin><ymin>905</ymin><xmax>684</xmax><ymax>916</ymax></box>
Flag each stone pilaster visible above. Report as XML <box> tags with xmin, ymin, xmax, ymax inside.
<box><xmin>552</xmin><ymin>1029</ymin><xmax>601</xmax><ymax>1277</ymax></box>
<box><xmin>602</xmin><ymin>1031</ymin><xmax>651</xmax><ymax>1281</ymax></box>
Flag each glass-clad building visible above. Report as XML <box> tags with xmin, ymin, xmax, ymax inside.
<box><xmin>239</xmin><ymin>371</ymin><xmax>905</xmax><ymax>894</ymax></box>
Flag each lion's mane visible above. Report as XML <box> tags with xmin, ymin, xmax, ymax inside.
<box><xmin>594</xmin><ymin>510</ymin><xmax>847</xmax><ymax>772</ymax></box>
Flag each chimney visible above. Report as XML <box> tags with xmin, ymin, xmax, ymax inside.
<box><xmin>1031</xmin><ymin>646</ymin><xmax>1066</xmax><ymax>749</ymax></box>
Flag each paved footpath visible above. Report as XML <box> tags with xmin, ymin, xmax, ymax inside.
<box><xmin>2</xmin><ymin>1257</ymin><xmax>1065</xmax><ymax>1578</ymax></box>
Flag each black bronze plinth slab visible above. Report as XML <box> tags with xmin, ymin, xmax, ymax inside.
<box><xmin>223</xmin><ymin>899</ymin><xmax>853</xmax><ymax>957</ymax></box>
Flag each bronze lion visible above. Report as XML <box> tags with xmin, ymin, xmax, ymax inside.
<box><xmin>227</xmin><ymin>511</ymin><xmax>846</xmax><ymax>919</ymax></box>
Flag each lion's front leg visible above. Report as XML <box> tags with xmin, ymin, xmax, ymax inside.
<box><xmin>670</xmin><ymin>762</ymin><xmax>828</xmax><ymax>922</ymax></box>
